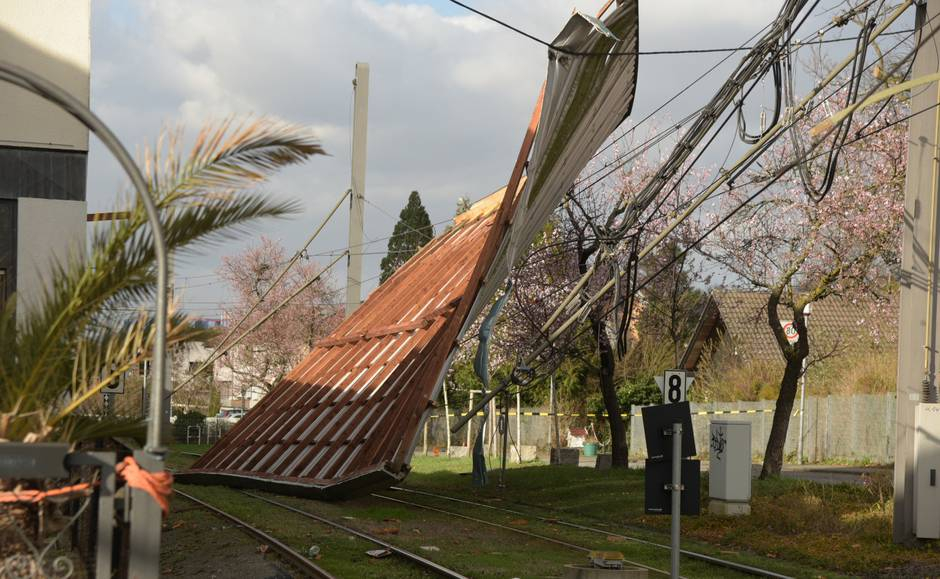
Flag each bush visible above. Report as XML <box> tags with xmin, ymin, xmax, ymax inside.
<box><xmin>691</xmin><ymin>338</ymin><xmax>783</xmax><ymax>402</ymax></box>
<box><xmin>618</xmin><ymin>379</ymin><xmax>661</xmax><ymax>407</ymax></box>
<box><xmin>173</xmin><ymin>409</ymin><xmax>207</xmax><ymax>441</ymax></box>
<box><xmin>808</xmin><ymin>349</ymin><xmax>896</xmax><ymax>395</ymax></box>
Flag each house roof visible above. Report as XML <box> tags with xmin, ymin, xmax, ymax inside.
<box><xmin>680</xmin><ymin>290</ymin><xmax>878</xmax><ymax>370</ymax></box>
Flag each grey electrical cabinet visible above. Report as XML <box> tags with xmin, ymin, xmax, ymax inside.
<box><xmin>709</xmin><ymin>421</ymin><xmax>751</xmax><ymax>515</ymax></box>
<box><xmin>915</xmin><ymin>403</ymin><xmax>940</xmax><ymax>539</ymax></box>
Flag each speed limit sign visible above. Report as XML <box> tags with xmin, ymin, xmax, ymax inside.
<box><xmin>655</xmin><ymin>370</ymin><xmax>692</xmax><ymax>404</ymax></box>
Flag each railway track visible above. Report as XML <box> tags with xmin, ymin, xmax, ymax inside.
<box><xmin>383</xmin><ymin>486</ymin><xmax>792</xmax><ymax>579</ymax></box>
<box><xmin>174</xmin><ymin>488</ymin><xmax>336</xmax><ymax>579</ymax></box>
<box><xmin>241</xmin><ymin>491</ymin><xmax>469</xmax><ymax>579</ymax></box>
<box><xmin>371</xmin><ymin>491</ymin><xmax>673</xmax><ymax>577</ymax></box>
<box><xmin>174</xmin><ymin>483</ymin><xmax>467</xmax><ymax>578</ymax></box>
<box><xmin>174</xmin><ymin>450</ymin><xmax>789</xmax><ymax>578</ymax></box>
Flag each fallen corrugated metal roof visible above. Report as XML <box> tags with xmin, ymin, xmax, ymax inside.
<box><xmin>181</xmin><ymin>191</ymin><xmax>510</xmax><ymax>496</ymax></box>
<box><xmin>180</xmin><ymin>1</ymin><xmax>640</xmax><ymax>497</ymax></box>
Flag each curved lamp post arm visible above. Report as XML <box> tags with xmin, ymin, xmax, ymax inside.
<box><xmin>0</xmin><ymin>61</ymin><xmax>169</xmax><ymax>454</ymax></box>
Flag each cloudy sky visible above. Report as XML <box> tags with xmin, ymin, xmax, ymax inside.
<box><xmin>85</xmin><ymin>0</ymin><xmax>910</xmax><ymax>316</ymax></box>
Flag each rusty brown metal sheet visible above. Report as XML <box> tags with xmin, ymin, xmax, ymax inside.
<box><xmin>181</xmin><ymin>198</ymin><xmax>514</xmax><ymax>496</ymax></box>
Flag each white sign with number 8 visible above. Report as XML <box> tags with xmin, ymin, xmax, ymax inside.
<box><xmin>655</xmin><ymin>370</ymin><xmax>691</xmax><ymax>404</ymax></box>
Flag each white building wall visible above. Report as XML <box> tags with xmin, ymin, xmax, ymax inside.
<box><xmin>15</xmin><ymin>197</ymin><xmax>86</xmax><ymax>321</ymax></box>
<box><xmin>0</xmin><ymin>0</ymin><xmax>91</xmax><ymax>150</ymax></box>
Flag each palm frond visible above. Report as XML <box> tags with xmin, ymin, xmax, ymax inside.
<box><xmin>149</xmin><ymin>117</ymin><xmax>325</xmax><ymax>201</ymax></box>
<box><xmin>0</xmin><ymin>117</ymin><xmax>325</xmax><ymax>442</ymax></box>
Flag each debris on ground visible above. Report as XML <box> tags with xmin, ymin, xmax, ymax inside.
<box><xmin>589</xmin><ymin>551</ymin><xmax>624</xmax><ymax>570</ymax></box>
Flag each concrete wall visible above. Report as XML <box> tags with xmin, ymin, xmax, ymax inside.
<box><xmin>417</xmin><ymin>393</ymin><xmax>899</xmax><ymax>464</ymax></box>
<box><xmin>15</xmin><ymin>197</ymin><xmax>85</xmax><ymax>320</ymax></box>
<box><xmin>628</xmin><ymin>393</ymin><xmax>897</xmax><ymax>464</ymax></box>
<box><xmin>0</xmin><ymin>0</ymin><xmax>91</xmax><ymax>150</ymax></box>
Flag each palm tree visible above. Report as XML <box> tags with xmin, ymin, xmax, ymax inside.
<box><xmin>0</xmin><ymin>117</ymin><xmax>324</xmax><ymax>443</ymax></box>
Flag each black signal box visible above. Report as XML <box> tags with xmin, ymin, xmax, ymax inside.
<box><xmin>644</xmin><ymin>458</ymin><xmax>701</xmax><ymax>515</ymax></box>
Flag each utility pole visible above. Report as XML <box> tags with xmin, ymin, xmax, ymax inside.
<box><xmin>346</xmin><ymin>62</ymin><xmax>369</xmax><ymax>318</ymax></box>
<box><xmin>894</xmin><ymin>0</ymin><xmax>939</xmax><ymax>544</ymax></box>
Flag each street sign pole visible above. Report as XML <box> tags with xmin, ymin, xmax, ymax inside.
<box><xmin>797</xmin><ymin>303</ymin><xmax>811</xmax><ymax>465</ymax></box>
<box><xmin>670</xmin><ymin>421</ymin><xmax>682</xmax><ymax>579</ymax></box>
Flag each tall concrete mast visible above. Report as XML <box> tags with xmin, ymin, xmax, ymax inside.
<box><xmin>346</xmin><ymin>62</ymin><xmax>369</xmax><ymax>318</ymax></box>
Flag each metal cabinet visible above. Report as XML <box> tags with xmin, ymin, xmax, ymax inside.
<box><xmin>709</xmin><ymin>420</ymin><xmax>751</xmax><ymax>504</ymax></box>
<box><xmin>915</xmin><ymin>403</ymin><xmax>940</xmax><ymax>538</ymax></box>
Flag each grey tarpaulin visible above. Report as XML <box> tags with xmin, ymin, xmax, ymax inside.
<box><xmin>471</xmin><ymin>282</ymin><xmax>513</xmax><ymax>487</ymax></box>
<box><xmin>460</xmin><ymin>1</ymin><xmax>640</xmax><ymax>333</ymax></box>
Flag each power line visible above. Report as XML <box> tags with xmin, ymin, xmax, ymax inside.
<box><xmin>575</xmin><ymin>8</ymin><xmax>915</xmax><ymax>187</ymax></box>
<box><xmin>486</xmin><ymin>94</ymin><xmax>931</xmax><ymax>415</ymax></box>
<box><xmin>510</xmin><ymin>1</ymin><xmax>917</xmax><ymax>370</ymax></box>
<box><xmin>364</xmin><ymin>197</ymin><xmax>436</xmax><ymax>239</ymax></box>
<box><xmin>453</xmin><ymin>6</ymin><xmax>925</xmax><ymax>425</ymax></box>
<box><xmin>584</xmin><ymin>4</ymin><xmax>917</xmax><ymax>228</ymax></box>
<box><xmin>447</xmin><ymin>0</ymin><xmax>912</xmax><ymax>56</ymax></box>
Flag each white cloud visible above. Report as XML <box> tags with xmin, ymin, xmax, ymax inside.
<box><xmin>88</xmin><ymin>0</ymin><xmax>790</xmax><ymax>313</ymax></box>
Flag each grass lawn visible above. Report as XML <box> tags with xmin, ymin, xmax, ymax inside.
<box><xmin>166</xmin><ymin>447</ymin><xmax>940</xmax><ymax>577</ymax></box>
<box><xmin>401</xmin><ymin>456</ymin><xmax>940</xmax><ymax>577</ymax></box>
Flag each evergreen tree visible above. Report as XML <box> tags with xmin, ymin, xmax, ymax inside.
<box><xmin>380</xmin><ymin>190</ymin><xmax>433</xmax><ymax>283</ymax></box>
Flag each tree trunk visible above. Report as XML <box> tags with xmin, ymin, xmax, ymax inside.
<box><xmin>760</xmin><ymin>356</ymin><xmax>803</xmax><ymax>477</ymax></box>
<box><xmin>760</xmin><ymin>286</ymin><xmax>810</xmax><ymax>479</ymax></box>
<box><xmin>593</xmin><ymin>316</ymin><xmax>629</xmax><ymax>467</ymax></box>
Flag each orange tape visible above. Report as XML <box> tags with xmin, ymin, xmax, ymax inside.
<box><xmin>0</xmin><ymin>455</ymin><xmax>173</xmax><ymax>515</ymax></box>
<box><xmin>0</xmin><ymin>482</ymin><xmax>93</xmax><ymax>504</ymax></box>
<box><xmin>117</xmin><ymin>456</ymin><xmax>173</xmax><ymax>515</ymax></box>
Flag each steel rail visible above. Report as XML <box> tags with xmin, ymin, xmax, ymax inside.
<box><xmin>388</xmin><ymin>487</ymin><xmax>792</xmax><ymax>579</ymax></box>
<box><xmin>371</xmin><ymin>493</ymin><xmax>672</xmax><ymax>577</ymax></box>
<box><xmin>175</xmin><ymin>449</ymin><xmax>784</xmax><ymax>578</ymax></box>
<box><xmin>174</xmin><ymin>489</ymin><xmax>336</xmax><ymax>579</ymax></box>
<box><xmin>241</xmin><ymin>491</ymin><xmax>468</xmax><ymax>579</ymax></box>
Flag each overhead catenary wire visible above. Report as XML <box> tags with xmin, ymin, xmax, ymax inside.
<box><xmin>579</xmin><ymin>25</ymin><xmax>917</xmax><ymax>179</ymax></box>
<box><xmin>528</xmin><ymin>0</ymin><xmax>837</xmax><ymax>355</ymax></box>
<box><xmin>561</xmin><ymin>0</ymin><xmax>917</xmax><ymax>334</ymax></box>
<box><xmin>169</xmin><ymin>250</ymin><xmax>348</xmax><ymax>396</ymax></box>
<box><xmin>605</xmin><ymin>4</ymin><xmax>918</xmax><ymax>228</ymax></box>
<box><xmin>789</xmin><ymin>11</ymin><xmax>878</xmax><ymax>201</ymax></box>
<box><xmin>452</xmin><ymin>15</ymin><xmax>927</xmax><ymax>432</ymax></box>
<box><xmin>575</xmin><ymin>24</ymin><xmax>915</xmax><ymax>195</ymax></box>
<box><xmin>572</xmin><ymin>14</ymin><xmax>920</xmax><ymax>353</ymax></box>
<box><xmin>446</xmin><ymin>0</ymin><xmax>905</xmax><ymax>56</ymax></box>
<box><xmin>606</xmin><ymin>0</ymin><xmax>816</xmax><ymax>235</ymax></box>
<box><xmin>578</xmin><ymin>18</ymin><xmax>778</xmax><ymax>174</ymax></box>
<box><xmin>631</xmin><ymin>0</ymin><xmax>916</xmax><ymax>262</ymax></box>
<box><xmin>481</xmin><ymin>95</ymin><xmax>933</xmax><ymax>419</ymax></box>
<box><xmin>364</xmin><ymin>196</ymin><xmax>436</xmax><ymax>240</ymax></box>
<box><xmin>189</xmin><ymin>187</ymin><xmax>350</xmax><ymax>379</ymax></box>
<box><xmin>546</xmin><ymin>3</ymin><xmax>884</xmax><ymax>190</ymax></box>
